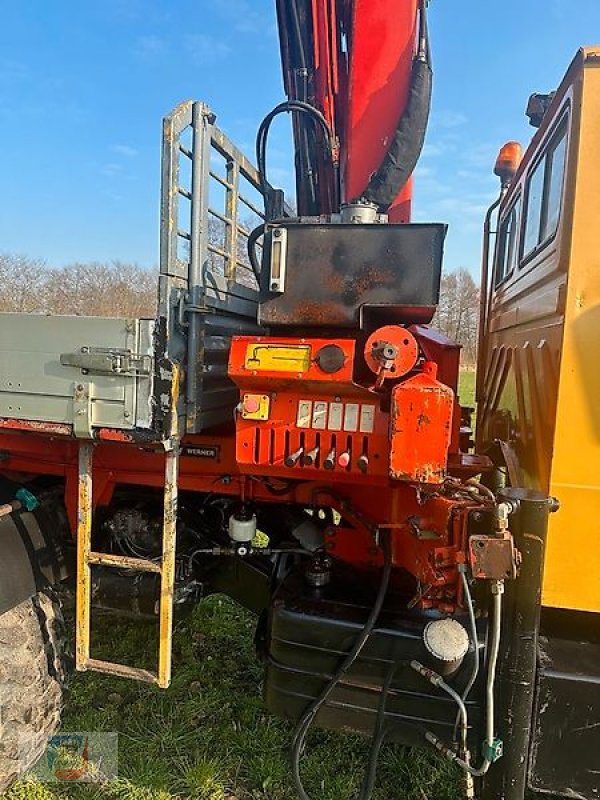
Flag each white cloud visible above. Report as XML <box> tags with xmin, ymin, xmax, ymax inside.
<box><xmin>101</xmin><ymin>163</ymin><xmax>124</xmax><ymax>177</ymax></box>
<box><xmin>184</xmin><ymin>34</ymin><xmax>231</xmax><ymax>64</ymax></box>
<box><xmin>434</xmin><ymin>110</ymin><xmax>468</xmax><ymax>129</ymax></box>
<box><xmin>421</xmin><ymin>142</ymin><xmax>446</xmax><ymax>159</ymax></box>
<box><xmin>112</xmin><ymin>144</ymin><xmax>138</xmax><ymax>157</ymax></box>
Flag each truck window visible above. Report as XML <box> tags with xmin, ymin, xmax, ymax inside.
<box><xmin>495</xmin><ymin>197</ymin><xmax>521</xmax><ymax>286</ymax></box>
<box><xmin>545</xmin><ymin>133</ymin><xmax>568</xmax><ymax>236</ymax></box>
<box><xmin>522</xmin><ymin>117</ymin><xmax>568</xmax><ymax>260</ymax></box>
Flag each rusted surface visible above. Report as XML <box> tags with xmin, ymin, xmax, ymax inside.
<box><xmin>96</xmin><ymin>429</ymin><xmax>136</xmax><ymax>443</ymax></box>
<box><xmin>447</xmin><ymin>452</ymin><xmax>493</xmax><ymax>478</ymax></box>
<box><xmin>364</xmin><ymin>324</ymin><xmax>419</xmax><ymax>380</ymax></box>
<box><xmin>75</xmin><ymin>442</ymin><xmax>93</xmax><ymax>673</ymax></box>
<box><xmin>389</xmin><ymin>364</ymin><xmax>453</xmax><ymax>484</ymax></box>
<box><xmin>0</xmin><ymin>418</ymin><xmax>72</xmax><ymax>436</ymax></box>
<box><xmin>87</xmin><ymin>551</ymin><xmax>162</xmax><ymax>573</ymax></box>
<box><xmin>468</xmin><ymin>533</ymin><xmax>520</xmax><ymax>581</ymax></box>
<box><xmin>259</xmin><ymin>222</ymin><xmax>444</xmax><ymax>328</ymax></box>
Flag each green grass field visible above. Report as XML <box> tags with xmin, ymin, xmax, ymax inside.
<box><xmin>6</xmin><ymin>373</ymin><xmax>478</xmax><ymax>800</ymax></box>
<box><xmin>458</xmin><ymin>369</ymin><xmax>476</xmax><ymax>409</ymax></box>
<box><xmin>7</xmin><ymin>598</ymin><xmax>461</xmax><ymax>800</ymax></box>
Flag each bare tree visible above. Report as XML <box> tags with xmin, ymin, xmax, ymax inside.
<box><xmin>0</xmin><ymin>253</ymin><xmax>49</xmax><ymax>313</ymax></box>
<box><xmin>0</xmin><ymin>254</ymin><xmax>156</xmax><ymax>318</ymax></box>
<box><xmin>433</xmin><ymin>268</ymin><xmax>480</xmax><ymax>365</ymax></box>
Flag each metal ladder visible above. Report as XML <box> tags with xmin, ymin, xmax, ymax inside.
<box><xmin>75</xmin><ymin>386</ymin><xmax>181</xmax><ymax>688</ymax></box>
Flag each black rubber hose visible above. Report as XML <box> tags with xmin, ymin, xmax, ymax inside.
<box><xmin>255</xmin><ymin>100</ymin><xmax>335</xmax><ymax>218</ymax></box>
<box><xmin>290</xmin><ymin>530</ymin><xmax>393</xmax><ymax>800</ymax></box>
<box><xmin>247</xmin><ymin>223</ymin><xmax>264</xmax><ymax>281</ymax></box>
<box><xmin>359</xmin><ymin>1</ymin><xmax>432</xmax><ymax>212</ymax></box>
<box><xmin>359</xmin><ymin>662</ymin><xmax>397</xmax><ymax>799</ymax></box>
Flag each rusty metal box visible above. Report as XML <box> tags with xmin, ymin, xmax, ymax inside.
<box><xmin>258</xmin><ymin>222</ymin><xmax>446</xmax><ymax>328</ymax></box>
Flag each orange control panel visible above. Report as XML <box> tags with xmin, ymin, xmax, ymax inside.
<box><xmin>228</xmin><ymin>336</ymin><xmax>390</xmax><ymax>478</ymax></box>
<box><xmin>228</xmin><ymin>334</ymin><xmax>454</xmax><ymax>484</ymax></box>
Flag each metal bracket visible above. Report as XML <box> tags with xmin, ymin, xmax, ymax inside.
<box><xmin>468</xmin><ymin>533</ymin><xmax>521</xmax><ymax>581</ymax></box>
<box><xmin>73</xmin><ymin>381</ymin><xmax>93</xmax><ymax>438</ymax></box>
<box><xmin>60</xmin><ymin>347</ymin><xmax>151</xmax><ymax>376</ymax></box>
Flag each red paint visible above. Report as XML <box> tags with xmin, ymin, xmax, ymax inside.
<box><xmin>305</xmin><ymin>0</ymin><xmax>419</xmax><ymax>216</ymax></box>
<box><xmin>390</xmin><ymin>368</ymin><xmax>454</xmax><ymax>484</ymax></box>
<box><xmin>342</xmin><ymin>0</ymin><xmax>418</xmax><ymax>213</ymax></box>
<box><xmin>0</xmin><ymin>325</ymin><xmax>484</xmax><ymax>611</ymax></box>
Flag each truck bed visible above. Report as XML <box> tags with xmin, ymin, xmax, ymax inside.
<box><xmin>0</xmin><ymin>313</ymin><xmax>155</xmax><ymax>437</ymax></box>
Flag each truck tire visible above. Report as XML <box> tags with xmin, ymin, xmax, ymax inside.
<box><xmin>0</xmin><ymin>591</ymin><xmax>65</xmax><ymax>792</ymax></box>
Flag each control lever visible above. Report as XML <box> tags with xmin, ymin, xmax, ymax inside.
<box><xmin>323</xmin><ymin>446</ymin><xmax>336</xmax><ymax>470</ymax></box>
<box><xmin>285</xmin><ymin>447</ymin><xmax>304</xmax><ymax>467</ymax></box>
<box><xmin>302</xmin><ymin>446</ymin><xmax>320</xmax><ymax>467</ymax></box>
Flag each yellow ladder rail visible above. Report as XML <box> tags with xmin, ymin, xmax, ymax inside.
<box><xmin>75</xmin><ymin>439</ymin><xmax>180</xmax><ymax>689</ymax></box>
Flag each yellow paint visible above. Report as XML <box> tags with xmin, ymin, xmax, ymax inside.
<box><xmin>75</xmin><ymin>442</ymin><xmax>93</xmax><ymax>672</ymax></box>
<box><xmin>241</xmin><ymin>393</ymin><xmax>271</xmax><ymax>421</ymax></box>
<box><xmin>74</xmin><ymin>366</ymin><xmax>182</xmax><ymax>688</ymax></box>
<box><xmin>545</xmin><ymin>53</ymin><xmax>600</xmax><ymax>612</ymax></box>
<box><xmin>245</xmin><ymin>343</ymin><xmax>311</xmax><ymax>373</ymax></box>
<box><xmin>479</xmin><ymin>49</ymin><xmax>600</xmax><ymax>613</ymax></box>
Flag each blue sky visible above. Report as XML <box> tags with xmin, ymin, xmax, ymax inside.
<box><xmin>1</xmin><ymin>0</ymin><xmax>599</xmax><ymax>274</ymax></box>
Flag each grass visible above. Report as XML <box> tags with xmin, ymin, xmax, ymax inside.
<box><xmin>458</xmin><ymin>368</ymin><xmax>476</xmax><ymax>409</ymax></box>
<box><xmin>5</xmin><ymin>597</ymin><xmax>462</xmax><ymax>800</ymax></box>
<box><xmin>5</xmin><ymin>373</ymin><xmax>478</xmax><ymax>800</ymax></box>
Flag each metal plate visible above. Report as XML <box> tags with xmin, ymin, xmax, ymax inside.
<box><xmin>529</xmin><ymin>632</ymin><xmax>600</xmax><ymax>799</ymax></box>
<box><xmin>259</xmin><ymin>222</ymin><xmax>446</xmax><ymax>328</ymax></box>
<box><xmin>0</xmin><ymin>313</ymin><xmax>154</xmax><ymax>432</ymax></box>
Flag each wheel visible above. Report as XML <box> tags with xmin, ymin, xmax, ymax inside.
<box><xmin>0</xmin><ymin>590</ymin><xmax>65</xmax><ymax>792</ymax></box>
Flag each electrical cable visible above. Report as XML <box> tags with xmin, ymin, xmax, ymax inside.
<box><xmin>290</xmin><ymin>529</ymin><xmax>392</xmax><ymax>800</ymax></box>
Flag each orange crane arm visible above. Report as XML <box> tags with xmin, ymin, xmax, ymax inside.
<box><xmin>275</xmin><ymin>0</ymin><xmax>431</xmax><ymax>219</ymax></box>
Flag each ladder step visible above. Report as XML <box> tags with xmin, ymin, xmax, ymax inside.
<box><xmin>88</xmin><ymin>551</ymin><xmax>162</xmax><ymax>573</ymax></box>
<box><xmin>79</xmin><ymin>657</ymin><xmax>158</xmax><ymax>685</ymax></box>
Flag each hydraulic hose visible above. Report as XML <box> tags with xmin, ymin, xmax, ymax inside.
<box><xmin>453</xmin><ymin>566</ymin><xmax>480</xmax><ymax>740</ymax></box>
<box><xmin>359</xmin><ymin>662</ymin><xmax>397</xmax><ymax>800</ymax></box>
<box><xmin>359</xmin><ymin>0</ymin><xmax>432</xmax><ymax>212</ymax></box>
<box><xmin>247</xmin><ymin>223</ymin><xmax>264</xmax><ymax>281</ymax></box>
<box><xmin>419</xmin><ymin>582</ymin><xmax>504</xmax><ymax>778</ymax></box>
<box><xmin>255</xmin><ymin>100</ymin><xmax>335</xmax><ymax>219</ymax></box>
<box><xmin>290</xmin><ymin>530</ymin><xmax>392</xmax><ymax>800</ymax></box>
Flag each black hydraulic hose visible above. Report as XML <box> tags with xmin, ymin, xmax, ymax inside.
<box><xmin>255</xmin><ymin>100</ymin><xmax>335</xmax><ymax>218</ymax></box>
<box><xmin>247</xmin><ymin>223</ymin><xmax>264</xmax><ymax>281</ymax></box>
<box><xmin>290</xmin><ymin>530</ymin><xmax>393</xmax><ymax>800</ymax></box>
<box><xmin>359</xmin><ymin>0</ymin><xmax>432</xmax><ymax>212</ymax></box>
<box><xmin>359</xmin><ymin>662</ymin><xmax>397</xmax><ymax>800</ymax></box>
